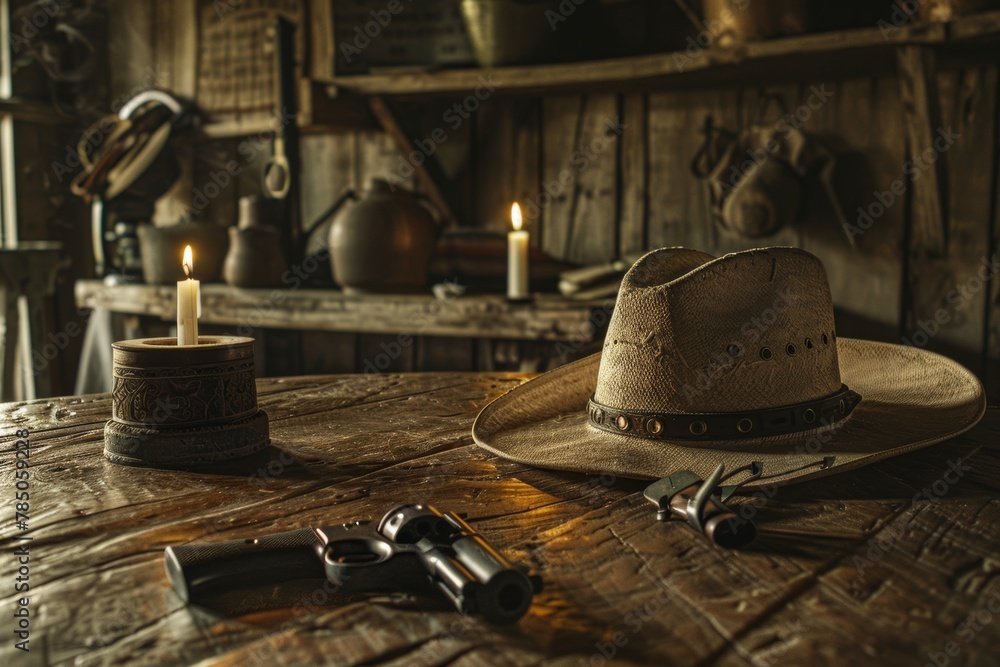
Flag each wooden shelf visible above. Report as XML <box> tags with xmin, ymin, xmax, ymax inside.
<box><xmin>325</xmin><ymin>11</ymin><xmax>1000</xmax><ymax>98</ymax></box>
<box><xmin>187</xmin><ymin>13</ymin><xmax>1000</xmax><ymax>136</ymax></box>
<box><xmin>74</xmin><ymin>280</ymin><xmax>613</xmax><ymax>342</ymax></box>
<box><xmin>195</xmin><ymin>81</ymin><xmax>380</xmax><ymax>140</ymax></box>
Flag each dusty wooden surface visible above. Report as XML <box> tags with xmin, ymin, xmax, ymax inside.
<box><xmin>74</xmin><ymin>281</ymin><xmax>612</xmax><ymax>342</ymax></box>
<box><xmin>1</xmin><ymin>372</ymin><xmax>999</xmax><ymax>666</ymax></box>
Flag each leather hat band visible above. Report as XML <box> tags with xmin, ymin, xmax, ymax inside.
<box><xmin>588</xmin><ymin>385</ymin><xmax>861</xmax><ymax>441</ymax></box>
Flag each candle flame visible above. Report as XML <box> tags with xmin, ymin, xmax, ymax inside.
<box><xmin>511</xmin><ymin>203</ymin><xmax>523</xmax><ymax>231</ymax></box>
<box><xmin>182</xmin><ymin>245</ymin><xmax>193</xmax><ymax>278</ymax></box>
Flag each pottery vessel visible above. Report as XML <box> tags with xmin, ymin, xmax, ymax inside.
<box><xmin>328</xmin><ymin>178</ymin><xmax>439</xmax><ymax>294</ymax></box>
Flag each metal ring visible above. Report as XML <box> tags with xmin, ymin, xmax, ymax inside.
<box><xmin>803</xmin><ymin>408</ymin><xmax>816</xmax><ymax>423</ymax></box>
<box><xmin>616</xmin><ymin>415</ymin><xmax>630</xmax><ymax>431</ymax></box>
<box><xmin>647</xmin><ymin>419</ymin><xmax>663</xmax><ymax>435</ymax></box>
<box><xmin>689</xmin><ymin>420</ymin><xmax>707</xmax><ymax>435</ymax></box>
<box><xmin>737</xmin><ymin>418</ymin><xmax>753</xmax><ymax>433</ymax></box>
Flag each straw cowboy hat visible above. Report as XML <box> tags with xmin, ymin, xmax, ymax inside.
<box><xmin>473</xmin><ymin>247</ymin><xmax>986</xmax><ymax>489</ymax></box>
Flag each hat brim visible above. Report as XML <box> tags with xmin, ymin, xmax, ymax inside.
<box><xmin>472</xmin><ymin>338</ymin><xmax>985</xmax><ymax>489</ymax></box>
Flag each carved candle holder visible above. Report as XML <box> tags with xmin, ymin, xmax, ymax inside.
<box><xmin>103</xmin><ymin>336</ymin><xmax>270</xmax><ymax>468</ymax></box>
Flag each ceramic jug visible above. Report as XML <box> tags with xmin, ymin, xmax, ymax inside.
<box><xmin>328</xmin><ymin>178</ymin><xmax>439</xmax><ymax>294</ymax></box>
<box><xmin>223</xmin><ymin>197</ymin><xmax>288</xmax><ymax>287</ymax></box>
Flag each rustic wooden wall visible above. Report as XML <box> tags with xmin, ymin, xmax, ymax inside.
<box><xmin>106</xmin><ymin>1</ymin><xmax>1000</xmax><ymax>393</ymax></box>
<box><xmin>448</xmin><ymin>64</ymin><xmax>999</xmax><ymax>393</ymax></box>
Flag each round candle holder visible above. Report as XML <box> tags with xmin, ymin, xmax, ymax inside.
<box><xmin>104</xmin><ymin>336</ymin><xmax>270</xmax><ymax>468</ymax></box>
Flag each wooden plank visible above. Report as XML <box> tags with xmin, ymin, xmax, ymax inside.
<box><xmin>368</xmin><ymin>97</ymin><xmax>456</xmax><ymax>225</ymax></box>
<box><xmin>475</xmin><ymin>98</ymin><xmax>541</xmax><ymax>234</ymax></box>
<box><xmin>357</xmin><ymin>333</ymin><xmax>414</xmax><ymax>373</ymax></box>
<box><xmin>619</xmin><ymin>93</ymin><xmax>647</xmax><ymax>256</ymax></box>
<box><xmin>415</xmin><ymin>336</ymin><xmax>475</xmax><ymax>372</ymax></box>
<box><xmin>2</xmin><ymin>376</ymin><xmax>999</xmax><ymax>665</ymax></box>
<box><xmin>73</xmin><ymin>280</ymin><xmax>614</xmax><ymax>342</ymax></box>
<box><xmin>314</xmin><ymin>11</ymin><xmax>1000</xmax><ymax>98</ymax></box>
<box><xmin>904</xmin><ymin>65</ymin><xmax>999</xmax><ymax>375</ymax></box>
<box><xmin>800</xmin><ymin>77</ymin><xmax>908</xmax><ymax>342</ymax></box>
<box><xmin>540</xmin><ymin>95</ymin><xmax>581</xmax><ymax>257</ymax></box>
<box><xmin>647</xmin><ymin>88</ymin><xmax>738</xmax><ymax>253</ymax></box>
<box><xmin>540</xmin><ymin>94</ymin><xmax>620</xmax><ymax>264</ymax></box>
<box><xmin>355</xmin><ymin>130</ymin><xmax>415</xmax><ymax>190</ymax></box>
<box><xmin>155</xmin><ymin>0</ymin><xmax>198</xmax><ymax>99</ymax></box>
<box><xmin>897</xmin><ymin>46</ymin><xmax>948</xmax><ymax>255</ymax></box>
<box><xmin>299</xmin><ymin>331</ymin><xmax>358</xmax><ymax>374</ymax></box>
<box><xmin>300</xmin><ymin>133</ymin><xmax>356</xmax><ymax>236</ymax></box>
<box><xmin>107</xmin><ymin>0</ymin><xmax>156</xmax><ymax>100</ymax></box>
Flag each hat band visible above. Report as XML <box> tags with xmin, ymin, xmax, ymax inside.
<box><xmin>588</xmin><ymin>385</ymin><xmax>861</xmax><ymax>441</ymax></box>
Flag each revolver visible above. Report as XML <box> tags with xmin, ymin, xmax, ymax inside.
<box><xmin>164</xmin><ymin>503</ymin><xmax>541</xmax><ymax>625</ymax></box>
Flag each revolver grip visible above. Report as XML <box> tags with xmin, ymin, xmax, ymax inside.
<box><xmin>164</xmin><ymin>528</ymin><xmax>327</xmax><ymax>614</ymax></box>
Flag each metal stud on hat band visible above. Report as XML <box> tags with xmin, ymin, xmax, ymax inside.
<box><xmin>587</xmin><ymin>385</ymin><xmax>861</xmax><ymax>441</ymax></box>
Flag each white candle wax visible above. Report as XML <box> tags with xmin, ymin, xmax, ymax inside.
<box><xmin>177</xmin><ymin>245</ymin><xmax>200</xmax><ymax>345</ymax></box>
<box><xmin>507</xmin><ymin>203</ymin><xmax>529</xmax><ymax>300</ymax></box>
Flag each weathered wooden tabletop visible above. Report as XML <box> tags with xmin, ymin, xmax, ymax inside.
<box><xmin>2</xmin><ymin>373</ymin><xmax>999</xmax><ymax>666</ymax></box>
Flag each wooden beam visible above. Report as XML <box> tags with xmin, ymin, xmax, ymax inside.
<box><xmin>367</xmin><ymin>96</ymin><xmax>457</xmax><ymax>226</ymax></box>
<box><xmin>316</xmin><ymin>11</ymin><xmax>1000</xmax><ymax>98</ymax></box>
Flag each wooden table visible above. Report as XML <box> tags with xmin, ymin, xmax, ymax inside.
<box><xmin>2</xmin><ymin>373</ymin><xmax>999</xmax><ymax>666</ymax></box>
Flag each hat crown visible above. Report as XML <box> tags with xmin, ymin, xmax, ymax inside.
<box><xmin>594</xmin><ymin>247</ymin><xmax>842</xmax><ymax>414</ymax></box>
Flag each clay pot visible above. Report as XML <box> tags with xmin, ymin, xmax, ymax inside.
<box><xmin>223</xmin><ymin>197</ymin><xmax>288</xmax><ymax>288</ymax></box>
<box><xmin>328</xmin><ymin>179</ymin><xmax>439</xmax><ymax>294</ymax></box>
<box><xmin>137</xmin><ymin>220</ymin><xmax>228</xmax><ymax>284</ymax></box>
<box><xmin>223</xmin><ymin>226</ymin><xmax>288</xmax><ymax>288</ymax></box>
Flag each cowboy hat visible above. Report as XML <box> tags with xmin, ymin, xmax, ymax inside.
<box><xmin>473</xmin><ymin>247</ymin><xmax>985</xmax><ymax>489</ymax></box>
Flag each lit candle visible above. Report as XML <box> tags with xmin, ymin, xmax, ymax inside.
<box><xmin>507</xmin><ymin>203</ymin><xmax>529</xmax><ymax>300</ymax></box>
<box><xmin>177</xmin><ymin>245</ymin><xmax>200</xmax><ymax>345</ymax></box>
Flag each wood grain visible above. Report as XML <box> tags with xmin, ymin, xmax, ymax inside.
<box><xmin>1</xmin><ymin>375</ymin><xmax>998</xmax><ymax>665</ymax></box>
<box><xmin>906</xmin><ymin>66</ymin><xmax>998</xmax><ymax>375</ymax></box>
<box><xmin>74</xmin><ymin>280</ymin><xmax>613</xmax><ymax>342</ymax></box>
